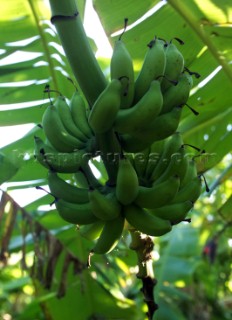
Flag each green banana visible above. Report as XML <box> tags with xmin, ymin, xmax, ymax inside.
<box><xmin>47</xmin><ymin>171</ymin><xmax>89</xmax><ymax>204</ymax></box>
<box><xmin>145</xmin><ymin>139</ymin><xmax>166</xmax><ymax>180</ymax></box>
<box><xmin>140</xmin><ymin>106</ymin><xmax>183</xmax><ymax>143</ymax></box>
<box><xmin>54</xmin><ymin>95</ymin><xmax>87</xmax><ymax>142</ymax></box>
<box><xmin>180</xmin><ymin>158</ymin><xmax>198</xmax><ymax>187</ymax></box>
<box><xmin>124</xmin><ymin>204</ymin><xmax>172</xmax><ymax>237</ymax></box>
<box><xmin>149</xmin><ymin>132</ymin><xmax>183</xmax><ymax>182</ymax></box>
<box><xmin>171</xmin><ymin>176</ymin><xmax>202</xmax><ymax>204</ymax></box>
<box><xmin>116</xmin><ymin>156</ymin><xmax>139</xmax><ymax>205</ymax></box>
<box><xmin>134</xmin><ymin>175</ymin><xmax>180</xmax><ymax>209</ymax></box>
<box><xmin>110</xmin><ymin>29</ymin><xmax>134</xmax><ymax>108</ymax></box>
<box><xmin>79</xmin><ymin>220</ymin><xmax>105</xmax><ymax>241</ymax></box>
<box><xmin>160</xmin><ymin>72</ymin><xmax>193</xmax><ymax>114</ymax></box>
<box><xmin>114</xmin><ymin>80</ymin><xmax>163</xmax><ymax>134</ymax></box>
<box><xmin>133</xmin><ymin>38</ymin><xmax>166</xmax><ymax>103</ymax></box>
<box><xmin>42</xmin><ymin>101</ymin><xmax>84</xmax><ymax>152</ymax></box>
<box><xmin>120</xmin><ymin>106</ymin><xmax>183</xmax><ymax>152</ymax></box>
<box><xmin>119</xmin><ymin>132</ymin><xmax>152</xmax><ymax>153</ymax></box>
<box><xmin>153</xmin><ymin>146</ymin><xmax>188</xmax><ymax>185</ymax></box>
<box><xmin>133</xmin><ymin>147</ymin><xmax>150</xmax><ymax>180</ymax></box>
<box><xmin>88</xmin><ymin>79</ymin><xmax>122</xmax><ymax>134</ymax></box>
<box><xmin>34</xmin><ymin>136</ymin><xmax>86</xmax><ymax>173</ymax></box>
<box><xmin>88</xmin><ymin>188</ymin><xmax>121</xmax><ymax>221</ymax></box>
<box><xmin>70</xmin><ymin>90</ymin><xmax>93</xmax><ymax>138</ymax></box>
<box><xmin>161</xmin><ymin>41</ymin><xmax>184</xmax><ymax>92</ymax></box>
<box><xmin>55</xmin><ymin>199</ymin><xmax>98</xmax><ymax>225</ymax></box>
<box><xmin>91</xmin><ymin>215</ymin><xmax>125</xmax><ymax>254</ymax></box>
<box><xmin>74</xmin><ymin>170</ymin><xmax>89</xmax><ymax>188</ymax></box>
<box><xmin>150</xmin><ymin>200</ymin><xmax>193</xmax><ymax>224</ymax></box>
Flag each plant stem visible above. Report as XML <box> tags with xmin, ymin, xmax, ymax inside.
<box><xmin>48</xmin><ymin>0</ymin><xmax>107</xmax><ymax>106</ymax></box>
<box><xmin>129</xmin><ymin>229</ymin><xmax>158</xmax><ymax>319</ymax></box>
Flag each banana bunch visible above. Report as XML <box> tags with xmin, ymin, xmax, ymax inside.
<box><xmin>35</xmin><ymin>26</ymin><xmax>204</xmax><ymax>256</ymax></box>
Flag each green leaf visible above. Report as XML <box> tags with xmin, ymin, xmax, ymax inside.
<box><xmin>0</xmin><ymin>151</ymin><xmax>19</xmax><ymax>184</ymax></box>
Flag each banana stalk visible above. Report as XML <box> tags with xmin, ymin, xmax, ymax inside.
<box><xmin>48</xmin><ymin>0</ymin><xmax>107</xmax><ymax>106</ymax></box>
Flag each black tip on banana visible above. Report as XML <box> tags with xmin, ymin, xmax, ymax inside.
<box><xmin>184</xmin><ymin>66</ymin><xmax>201</xmax><ymax>78</ymax></box>
<box><xmin>35</xmin><ymin>185</ymin><xmax>58</xmax><ymax>202</ymax></box>
<box><xmin>184</xmin><ymin>103</ymin><xmax>199</xmax><ymax>116</ymax></box>
<box><xmin>119</xmin><ymin>18</ymin><xmax>129</xmax><ymax>40</ymax></box>
<box><xmin>200</xmin><ymin>174</ymin><xmax>210</xmax><ymax>193</ymax></box>
<box><xmin>183</xmin><ymin>143</ymin><xmax>202</xmax><ymax>152</ymax></box>
<box><xmin>156</xmin><ymin>75</ymin><xmax>178</xmax><ymax>86</ymax></box>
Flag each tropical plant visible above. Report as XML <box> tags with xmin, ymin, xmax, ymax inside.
<box><xmin>0</xmin><ymin>1</ymin><xmax>232</xmax><ymax>319</ymax></box>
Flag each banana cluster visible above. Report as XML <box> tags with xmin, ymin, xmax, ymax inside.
<box><xmin>35</xmin><ymin>34</ymin><xmax>202</xmax><ymax>256</ymax></box>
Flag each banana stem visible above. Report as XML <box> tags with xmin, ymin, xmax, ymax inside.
<box><xmin>48</xmin><ymin>0</ymin><xmax>107</xmax><ymax>106</ymax></box>
<box><xmin>129</xmin><ymin>229</ymin><xmax>158</xmax><ymax>319</ymax></box>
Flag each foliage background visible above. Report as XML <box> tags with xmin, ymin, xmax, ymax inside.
<box><xmin>0</xmin><ymin>0</ymin><xmax>232</xmax><ymax>319</ymax></box>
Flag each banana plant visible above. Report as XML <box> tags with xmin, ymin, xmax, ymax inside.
<box><xmin>0</xmin><ymin>1</ymin><xmax>232</xmax><ymax>319</ymax></box>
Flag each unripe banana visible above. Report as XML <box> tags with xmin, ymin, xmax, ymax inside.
<box><xmin>133</xmin><ymin>147</ymin><xmax>150</xmax><ymax>179</ymax></box>
<box><xmin>88</xmin><ymin>79</ymin><xmax>122</xmax><ymax>134</ymax></box>
<box><xmin>55</xmin><ymin>199</ymin><xmax>98</xmax><ymax>225</ymax></box>
<box><xmin>133</xmin><ymin>38</ymin><xmax>166</xmax><ymax>103</ymax></box>
<box><xmin>119</xmin><ymin>132</ymin><xmax>152</xmax><ymax>153</ymax></box>
<box><xmin>47</xmin><ymin>171</ymin><xmax>89</xmax><ymax>204</ymax></box>
<box><xmin>34</xmin><ymin>136</ymin><xmax>85</xmax><ymax>173</ymax></box>
<box><xmin>70</xmin><ymin>90</ymin><xmax>93</xmax><ymax>138</ymax></box>
<box><xmin>153</xmin><ymin>146</ymin><xmax>188</xmax><ymax>185</ymax></box>
<box><xmin>124</xmin><ymin>204</ymin><xmax>172</xmax><ymax>237</ymax></box>
<box><xmin>121</xmin><ymin>107</ymin><xmax>182</xmax><ymax>152</ymax></box>
<box><xmin>74</xmin><ymin>170</ymin><xmax>89</xmax><ymax>188</ymax></box>
<box><xmin>181</xmin><ymin>158</ymin><xmax>198</xmax><ymax>188</ymax></box>
<box><xmin>79</xmin><ymin>220</ymin><xmax>104</xmax><ymax>241</ymax></box>
<box><xmin>116</xmin><ymin>156</ymin><xmax>139</xmax><ymax>205</ymax></box>
<box><xmin>54</xmin><ymin>95</ymin><xmax>87</xmax><ymax>142</ymax></box>
<box><xmin>135</xmin><ymin>175</ymin><xmax>180</xmax><ymax>209</ymax></box>
<box><xmin>88</xmin><ymin>188</ymin><xmax>121</xmax><ymax>221</ymax></box>
<box><xmin>145</xmin><ymin>139</ymin><xmax>166</xmax><ymax>180</ymax></box>
<box><xmin>91</xmin><ymin>215</ymin><xmax>125</xmax><ymax>254</ymax></box>
<box><xmin>160</xmin><ymin>72</ymin><xmax>193</xmax><ymax>114</ymax></box>
<box><xmin>110</xmin><ymin>33</ymin><xmax>134</xmax><ymax>108</ymax></box>
<box><xmin>150</xmin><ymin>200</ymin><xmax>193</xmax><ymax>224</ymax></box>
<box><xmin>150</xmin><ymin>132</ymin><xmax>183</xmax><ymax>182</ymax></box>
<box><xmin>114</xmin><ymin>80</ymin><xmax>163</xmax><ymax>134</ymax></box>
<box><xmin>161</xmin><ymin>41</ymin><xmax>184</xmax><ymax>92</ymax></box>
<box><xmin>171</xmin><ymin>176</ymin><xmax>202</xmax><ymax>204</ymax></box>
<box><xmin>140</xmin><ymin>106</ymin><xmax>183</xmax><ymax>144</ymax></box>
<box><xmin>42</xmin><ymin>101</ymin><xmax>84</xmax><ymax>152</ymax></box>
